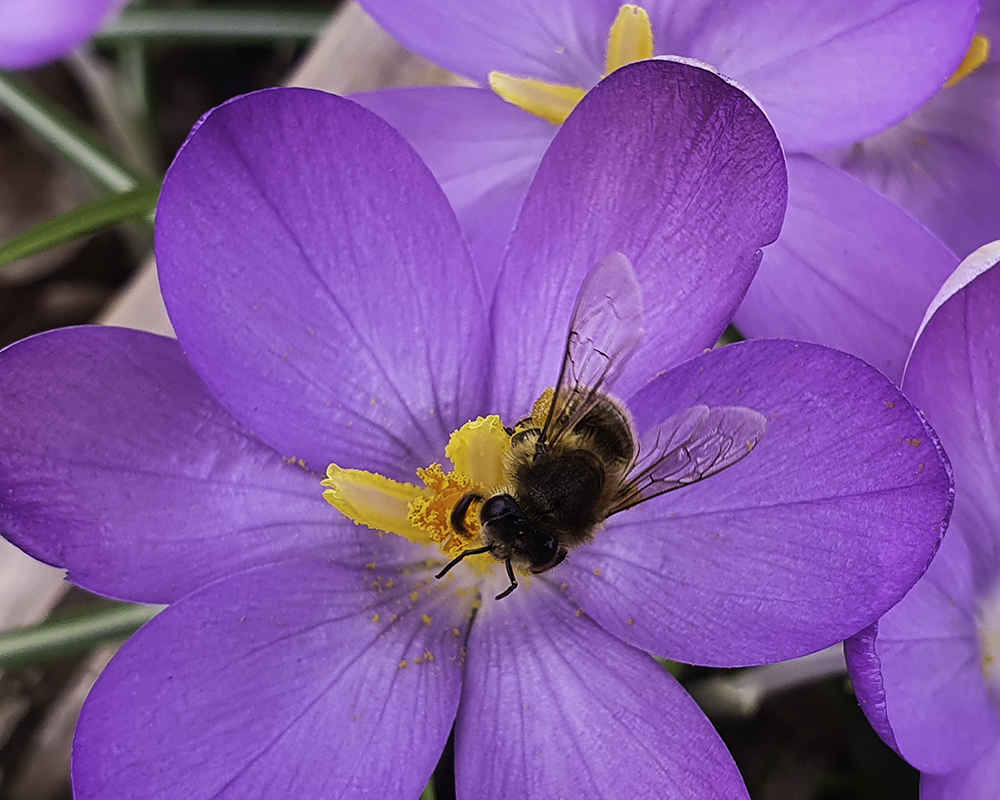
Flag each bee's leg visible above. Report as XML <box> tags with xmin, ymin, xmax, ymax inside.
<box><xmin>435</xmin><ymin>545</ymin><xmax>492</xmax><ymax>579</ymax></box>
<box><xmin>494</xmin><ymin>558</ymin><xmax>519</xmax><ymax>600</ymax></box>
<box><xmin>530</xmin><ymin>546</ymin><xmax>567</xmax><ymax>574</ymax></box>
<box><xmin>449</xmin><ymin>492</ymin><xmax>483</xmax><ymax>534</ymax></box>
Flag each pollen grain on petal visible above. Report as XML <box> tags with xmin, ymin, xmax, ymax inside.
<box><xmin>606</xmin><ymin>3</ymin><xmax>655</xmax><ymax>73</ymax></box>
<box><xmin>489</xmin><ymin>71</ymin><xmax>586</xmax><ymax>125</ymax></box>
<box><xmin>944</xmin><ymin>33</ymin><xmax>991</xmax><ymax>88</ymax></box>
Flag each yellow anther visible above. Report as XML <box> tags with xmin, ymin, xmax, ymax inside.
<box><xmin>489</xmin><ymin>4</ymin><xmax>655</xmax><ymax>123</ymax></box>
<box><xmin>445</xmin><ymin>414</ymin><xmax>510</xmax><ymax>487</ymax></box>
<box><xmin>323</xmin><ymin>416</ymin><xmax>511</xmax><ymax>558</ymax></box>
<box><xmin>408</xmin><ymin>462</ymin><xmax>481</xmax><ymax>556</ymax></box>
<box><xmin>945</xmin><ymin>34</ymin><xmax>991</xmax><ymax>88</ymax></box>
<box><xmin>488</xmin><ymin>72</ymin><xmax>586</xmax><ymax>124</ymax></box>
<box><xmin>606</xmin><ymin>4</ymin><xmax>654</xmax><ymax>73</ymax></box>
<box><xmin>322</xmin><ymin>466</ymin><xmax>428</xmax><ymax>542</ymax></box>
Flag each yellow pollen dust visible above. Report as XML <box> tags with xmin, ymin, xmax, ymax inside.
<box><xmin>489</xmin><ymin>3</ymin><xmax>654</xmax><ymax>124</ymax></box>
<box><xmin>944</xmin><ymin>34</ymin><xmax>991</xmax><ymax>88</ymax></box>
<box><xmin>408</xmin><ymin>463</ymin><xmax>481</xmax><ymax>557</ymax></box>
<box><xmin>322</xmin><ymin>415</ymin><xmax>511</xmax><ymax>560</ymax></box>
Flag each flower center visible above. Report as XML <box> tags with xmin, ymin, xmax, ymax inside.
<box><xmin>488</xmin><ymin>3</ymin><xmax>654</xmax><ymax>124</ymax></box>
<box><xmin>943</xmin><ymin>33</ymin><xmax>991</xmax><ymax>89</ymax></box>
<box><xmin>322</xmin><ymin>415</ymin><xmax>511</xmax><ymax>559</ymax></box>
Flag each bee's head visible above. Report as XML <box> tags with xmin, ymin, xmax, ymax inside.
<box><xmin>480</xmin><ymin>494</ymin><xmax>561</xmax><ymax>570</ymax></box>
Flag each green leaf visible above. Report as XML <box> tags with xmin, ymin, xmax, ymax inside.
<box><xmin>95</xmin><ymin>7</ymin><xmax>329</xmax><ymax>45</ymax></box>
<box><xmin>419</xmin><ymin>779</ymin><xmax>438</xmax><ymax>800</ymax></box>
<box><xmin>0</xmin><ymin>602</ymin><xmax>162</xmax><ymax>670</ymax></box>
<box><xmin>0</xmin><ymin>70</ymin><xmax>145</xmax><ymax>194</ymax></box>
<box><xmin>0</xmin><ymin>184</ymin><xmax>160</xmax><ymax>268</ymax></box>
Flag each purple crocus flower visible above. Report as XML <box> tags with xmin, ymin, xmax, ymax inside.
<box><xmin>0</xmin><ymin>61</ymin><xmax>951</xmax><ymax>798</ymax></box>
<box><xmin>737</xmin><ymin>1</ymin><xmax>1000</xmax><ymax>378</ymax></box>
<box><xmin>351</xmin><ymin>0</ymin><xmax>978</xmax><ymax>296</ymax></box>
<box><xmin>822</xmin><ymin>0</ymin><xmax>1000</xmax><ymax>259</ymax></box>
<box><xmin>845</xmin><ymin>241</ymin><xmax>1000</xmax><ymax>800</ymax></box>
<box><xmin>0</xmin><ymin>0</ymin><xmax>126</xmax><ymax>70</ymax></box>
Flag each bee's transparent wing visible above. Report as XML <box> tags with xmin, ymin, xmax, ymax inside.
<box><xmin>609</xmin><ymin>405</ymin><xmax>768</xmax><ymax>514</ymax></box>
<box><xmin>541</xmin><ymin>252</ymin><xmax>644</xmax><ymax>446</ymax></box>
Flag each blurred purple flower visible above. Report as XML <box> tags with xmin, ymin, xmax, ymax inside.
<box><xmin>353</xmin><ymin>0</ymin><xmax>978</xmax><ymax>306</ymax></box>
<box><xmin>822</xmin><ymin>1</ymin><xmax>1000</xmax><ymax>259</ymax></box>
<box><xmin>0</xmin><ymin>0</ymin><xmax>126</xmax><ymax>70</ymax></box>
<box><xmin>0</xmin><ymin>61</ymin><xmax>952</xmax><ymax>798</ymax></box>
<box><xmin>738</xmin><ymin>1</ymin><xmax>1000</xmax><ymax>379</ymax></box>
<box><xmin>846</xmin><ymin>241</ymin><xmax>1000</xmax><ymax>800</ymax></box>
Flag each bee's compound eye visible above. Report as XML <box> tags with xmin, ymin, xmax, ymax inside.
<box><xmin>480</xmin><ymin>494</ymin><xmax>521</xmax><ymax>523</ymax></box>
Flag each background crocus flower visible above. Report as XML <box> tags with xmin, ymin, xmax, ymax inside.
<box><xmin>738</xmin><ymin>1</ymin><xmax>1000</xmax><ymax>376</ymax></box>
<box><xmin>351</xmin><ymin>0</ymin><xmax>978</xmax><ymax>294</ymax></box>
<box><xmin>0</xmin><ymin>0</ymin><xmax>127</xmax><ymax>70</ymax></box>
<box><xmin>845</xmin><ymin>241</ymin><xmax>1000</xmax><ymax>800</ymax></box>
<box><xmin>822</xmin><ymin>0</ymin><xmax>1000</xmax><ymax>260</ymax></box>
<box><xmin>0</xmin><ymin>61</ymin><xmax>952</xmax><ymax>798</ymax></box>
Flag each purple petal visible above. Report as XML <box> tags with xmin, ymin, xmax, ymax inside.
<box><xmin>0</xmin><ymin>326</ymin><xmax>404</xmax><ymax>605</ymax></box>
<box><xmin>358</xmin><ymin>0</ymin><xmax>977</xmax><ymax>152</ymax></box>
<box><xmin>0</xmin><ymin>0</ymin><xmax>124</xmax><ymax>69</ymax></box>
<box><xmin>735</xmin><ymin>154</ymin><xmax>958</xmax><ymax>384</ymax></box>
<box><xmin>681</xmin><ymin>0</ymin><xmax>979</xmax><ymax>152</ymax></box>
<box><xmin>455</xmin><ymin>579</ymin><xmax>749</xmax><ymax>799</ymax></box>
<box><xmin>846</xmin><ymin>529</ymin><xmax>1000</xmax><ymax>774</ymax></box>
<box><xmin>353</xmin><ymin>85</ymin><xmax>553</xmax><ymax>293</ymax></box>
<box><xmin>984</xmin><ymin>0</ymin><xmax>1000</xmax><ymax>49</ymax></box>
<box><xmin>356</xmin><ymin>0</ymin><xmax>614</xmax><ymax>85</ymax></box>
<box><xmin>912</xmin><ymin>63</ymin><xmax>1000</xmax><ymax>169</ymax></box>
<box><xmin>73</xmin><ymin>560</ymin><xmax>469</xmax><ymax>800</ymax></box>
<box><xmin>827</xmin><ymin>118</ymin><xmax>1000</xmax><ymax>259</ymax></box>
<box><xmin>489</xmin><ymin>58</ymin><xmax>786</xmax><ymax>420</ymax></box>
<box><xmin>843</xmin><ymin>624</ymin><xmax>898</xmax><ymax>752</ymax></box>
<box><xmin>922</xmin><ymin>734</ymin><xmax>1000</xmax><ymax>800</ymax></box>
<box><xmin>560</xmin><ymin>339</ymin><xmax>952</xmax><ymax>666</ymax></box>
<box><xmin>157</xmin><ymin>87</ymin><xmax>490</xmax><ymax>481</ymax></box>
<box><xmin>903</xmin><ymin>244</ymin><xmax>1000</xmax><ymax>585</ymax></box>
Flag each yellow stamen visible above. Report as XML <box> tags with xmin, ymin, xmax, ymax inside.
<box><xmin>323</xmin><ymin>416</ymin><xmax>511</xmax><ymax>559</ymax></box>
<box><xmin>445</xmin><ymin>414</ymin><xmax>510</xmax><ymax>487</ymax></box>
<box><xmin>322</xmin><ymin>466</ymin><xmax>428</xmax><ymax>542</ymax></box>
<box><xmin>488</xmin><ymin>72</ymin><xmax>586</xmax><ymax>125</ymax></box>
<box><xmin>944</xmin><ymin>34</ymin><xmax>991</xmax><ymax>88</ymax></box>
<box><xmin>408</xmin><ymin>463</ymin><xmax>481</xmax><ymax>556</ymax></box>
<box><xmin>606</xmin><ymin>4</ymin><xmax>654</xmax><ymax>73</ymax></box>
<box><xmin>489</xmin><ymin>3</ymin><xmax>654</xmax><ymax>124</ymax></box>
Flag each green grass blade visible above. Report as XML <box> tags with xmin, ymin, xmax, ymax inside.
<box><xmin>0</xmin><ymin>183</ymin><xmax>159</xmax><ymax>268</ymax></box>
<box><xmin>0</xmin><ymin>70</ymin><xmax>145</xmax><ymax>194</ymax></box>
<box><xmin>95</xmin><ymin>7</ymin><xmax>329</xmax><ymax>45</ymax></box>
<box><xmin>0</xmin><ymin>602</ymin><xmax>162</xmax><ymax>670</ymax></box>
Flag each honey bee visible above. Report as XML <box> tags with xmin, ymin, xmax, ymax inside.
<box><xmin>437</xmin><ymin>252</ymin><xmax>767</xmax><ymax>599</ymax></box>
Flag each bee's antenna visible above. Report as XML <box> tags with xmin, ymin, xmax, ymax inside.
<box><xmin>435</xmin><ymin>545</ymin><xmax>491</xmax><ymax>579</ymax></box>
<box><xmin>494</xmin><ymin>558</ymin><xmax>518</xmax><ymax>600</ymax></box>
